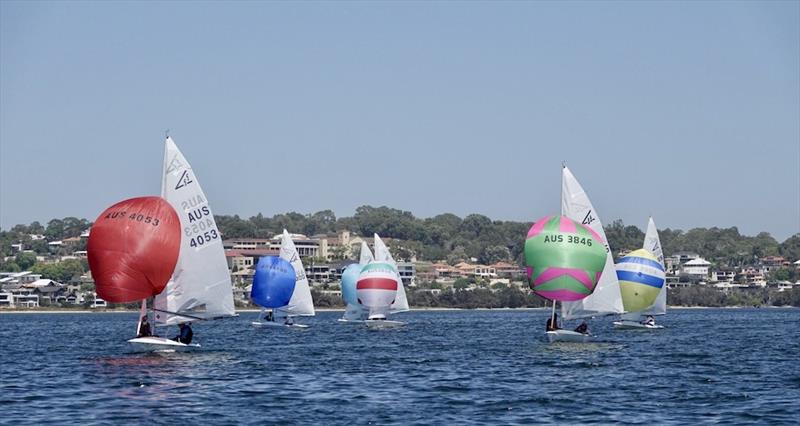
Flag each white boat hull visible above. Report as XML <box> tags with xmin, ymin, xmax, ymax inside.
<box><xmin>337</xmin><ymin>318</ymin><xmax>365</xmax><ymax>325</ymax></box>
<box><xmin>546</xmin><ymin>330</ymin><xmax>592</xmax><ymax>343</ymax></box>
<box><xmin>365</xmin><ymin>319</ymin><xmax>405</xmax><ymax>329</ymax></box>
<box><xmin>251</xmin><ymin>321</ymin><xmax>310</xmax><ymax>329</ymax></box>
<box><xmin>613</xmin><ymin>320</ymin><xmax>664</xmax><ymax>330</ymax></box>
<box><xmin>127</xmin><ymin>336</ymin><xmax>200</xmax><ymax>352</ymax></box>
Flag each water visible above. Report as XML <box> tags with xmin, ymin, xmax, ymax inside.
<box><xmin>1</xmin><ymin>308</ymin><xmax>798</xmax><ymax>425</ymax></box>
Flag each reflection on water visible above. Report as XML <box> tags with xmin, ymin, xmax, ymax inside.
<box><xmin>0</xmin><ymin>309</ymin><xmax>798</xmax><ymax>424</ymax></box>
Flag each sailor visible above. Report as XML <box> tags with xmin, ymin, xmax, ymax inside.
<box><xmin>173</xmin><ymin>323</ymin><xmax>193</xmax><ymax>344</ymax></box>
<box><xmin>643</xmin><ymin>315</ymin><xmax>655</xmax><ymax>326</ymax></box>
<box><xmin>137</xmin><ymin>316</ymin><xmax>152</xmax><ymax>338</ymax></box>
<box><xmin>284</xmin><ymin>316</ymin><xmax>294</xmax><ymax>326</ymax></box>
<box><xmin>266</xmin><ymin>311</ymin><xmax>274</xmax><ymax>322</ymax></box>
<box><xmin>574</xmin><ymin>320</ymin><xmax>589</xmax><ymax>334</ymax></box>
<box><xmin>546</xmin><ymin>313</ymin><xmax>559</xmax><ymax>331</ymax></box>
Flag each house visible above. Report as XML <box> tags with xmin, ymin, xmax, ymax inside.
<box><xmin>223</xmin><ymin>238</ymin><xmax>272</xmax><ymax>250</ymax></box>
<box><xmin>4</xmin><ymin>283</ymin><xmax>39</xmax><ymax>307</ymax></box>
<box><xmin>90</xmin><ymin>294</ymin><xmax>107</xmax><ymax>308</ymax></box>
<box><xmin>710</xmin><ymin>269</ymin><xmax>736</xmax><ymax>283</ymax></box>
<box><xmin>454</xmin><ymin>262</ymin><xmax>497</xmax><ymax>278</ymax></box>
<box><xmin>0</xmin><ymin>271</ymin><xmax>42</xmax><ymax>287</ymax></box>
<box><xmin>759</xmin><ymin>256</ymin><xmax>790</xmax><ymax>275</ymax></box>
<box><xmin>665</xmin><ymin>252</ymin><xmax>700</xmax><ymax>275</ymax></box>
<box><xmin>0</xmin><ymin>292</ymin><xmax>14</xmax><ymax>307</ymax></box>
<box><xmin>431</xmin><ymin>263</ymin><xmax>460</xmax><ymax>279</ymax></box>
<box><xmin>306</xmin><ymin>264</ymin><xmax>331</xmax><ymax>283</ymax></box>
<box><xmin>29</xmin><ymin>280</ymin><xmax>68</xmax><ymax>305</ymax></box>
<box><xmin>490</xmin><ymin>261</ymin><xmax>525</xmax><ymax>278</ymax></box>
<box><xmin>270</xmin><ymin>233</ymin><xmax>321</xmax><ymax>258</ymax></box>
<box><xmin>225</xmin><ymin>248</ymin><xmax>279</xmax><ymax>272</ymax></box>
<box><xmin>397</xmin><ymin>262</ymin><xmax>416</xmax><ymax>287</ymax></box>
<box><xmin>311</xmin><ymin>231</ymin><xmax>368</xmax><ymax>260</ymax></box>
<box><xmin>681</xmin><ymin>258</ymin><xmax>711</xmax><ymax>278</ymax></box>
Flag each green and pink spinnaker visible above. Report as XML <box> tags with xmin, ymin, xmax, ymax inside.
<box><xmin>524</xmin><ymin>215</ymin><xmax>607</xmax><ymax>302</ymax></box>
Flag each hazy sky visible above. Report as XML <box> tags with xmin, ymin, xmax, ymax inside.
<box><xmin>1</xmin><ymin>1</ymin><xmax>798</xmax><ymax>240</ymax></box>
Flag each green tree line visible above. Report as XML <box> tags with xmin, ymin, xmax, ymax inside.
<box><xmin>2</xmin><ymin>208</ymin><xmax>799</xmax><ymax>271</ymax></box>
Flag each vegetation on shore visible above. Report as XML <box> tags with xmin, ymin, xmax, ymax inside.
<box><xmin>2</xmin><ymin>208</ymin><xmax>799</xmax><ymax>270</ymax></box>
<box><xmin>2</xmin><ymin>209</ymin><xmax>799</xmax><ymax>309</ymax></box>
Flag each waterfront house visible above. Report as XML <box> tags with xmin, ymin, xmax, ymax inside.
<box><xmin>681</xmin><ymin>258</ymin><xmax>711</xmax><ymax>279</ymax></box>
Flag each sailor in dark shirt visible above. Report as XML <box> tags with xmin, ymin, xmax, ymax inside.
<box><xmin>137</xmin><ymin>316</ymin><xmax>152</xmax><ymax>338</ymax></box>
<box><xmin>546</xmin><ymin>313</ymin><xmax>559</xmax><ymax>331</ymax></box>
<box><xmin>574</xmin><ymin>321</ymin><xmax>589</xmax><ymax>334</ymax></box>
<box><xmin>173</xmin><ymin>323</ymin><xmax>193</xmax><ymax>344</ymax></box>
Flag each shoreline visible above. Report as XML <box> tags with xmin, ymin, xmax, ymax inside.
<box><xmin>0</xmin><ymin>305</ymin><xmax>794</xmax><ymax>314</ymax></box>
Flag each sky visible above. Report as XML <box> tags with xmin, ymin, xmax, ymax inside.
<box><xmin>1</xmin><ymin>1</ymin><xmax>798</xmax><ymax>240</ymax></box>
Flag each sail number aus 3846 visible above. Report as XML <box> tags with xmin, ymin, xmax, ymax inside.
<box><xmin>543</xmin><ymin>234</ymin><xmax>593</xmax><ymax>247</ymax></box>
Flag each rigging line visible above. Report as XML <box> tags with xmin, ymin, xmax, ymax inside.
<box><xmin>151</xmin><ymin>308</ymin><xmax>208</xmax><ymax>321</ymax></box>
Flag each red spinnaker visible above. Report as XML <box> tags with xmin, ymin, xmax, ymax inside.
<box><xmin>87</xmin><ymin>197</ymin><xmax>181</xmax><ymax>303</ymax></box>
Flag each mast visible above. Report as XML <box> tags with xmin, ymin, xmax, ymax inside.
<box><xmin>552</xmin><ymin>162</ymin><xmax>565</xmax><ymax>327</ymax></box>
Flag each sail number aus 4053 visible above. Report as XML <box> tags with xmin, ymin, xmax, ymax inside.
<box><xmin>103</xmin><ymin>211</ymin><xmax>161</xmax><ymax>226</ymax></box>
<box><xmin>189</xmin><ymin>230</ymin><xmax>219</xmax><ymax>248</ymax></box>
<box><xmin>185</xmin><ymin>217</ymin><xmax>220</xmax><ymax>248</ymax></box>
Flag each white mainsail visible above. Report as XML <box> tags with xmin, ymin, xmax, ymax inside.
<box><xmin>560</xmin><ymin>166</ymin><xmax>624</xmax><ymax>320</ymax></box>
<box><xmin>635</xmin><ymin>217</ymin><xmax>667</xmax><ymax>317</ymax></box>
<box><xmin>155</xmin><ymin>137</ymin><xmax>235</xmax><ymax>325</ymax></box>
<box><xmin>276</xmin><ymin>229</ymin><xmax>315</xmax><ymax>316</ymax></box>
<box><xmin>359</xmin><ymin>241</ymin><xmax>374</xmax><ymax>265</ymax></box>
<box><xmin>374</xmin><ymin>234</ymin><xmax>409</xmax><ymax>313</ymax></box>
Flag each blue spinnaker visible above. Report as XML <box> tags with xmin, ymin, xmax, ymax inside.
<box><xmin>251</xmin><ymin>256</ymin><xmax>296</xmax><ymax>309</ymax></box>
<box><xmin>341</xmin><ymin>263</ymin><xmax>362</xmax><ymax>306</ymax></box>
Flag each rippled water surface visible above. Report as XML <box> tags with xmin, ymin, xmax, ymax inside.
<box><xmin>1</xmin><ymin>308</ymin><xmax>799</xmax><ymax>424</ymax></box>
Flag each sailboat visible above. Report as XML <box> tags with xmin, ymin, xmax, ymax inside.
<box><xmin>251</xmin><ymin>230</ymin><xmax>315</xmax><ymax>329</ymax></box>
<box><xmin>552</xmin><ymin>166</ymin><xmax>625</xmax><ymax>342</ymax></box>
<box><xmin>359</xmin><ymin>234</ymin><xmax>409</xmax><ymax>329</ymax></box>
<box><xmin>338</xmin><ymin>242</ymin><xmax>373</xmax><ymax>324</ymax></box>
<box><xmin>129</xmin><ymin>136</ymin><xmax>237</xmax><ymax>351</ymax></box>
<box><xmin>88</xmin><ymin>196</ymin><xmax>183</xmax><ymax>347</ymax></box>
<box><xmin>614</xmin><ymin>217</ymin><xmax>667</xmax><ymax>330</ymax></box>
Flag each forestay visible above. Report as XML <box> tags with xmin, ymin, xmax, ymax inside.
<box><xmin>155</xmin><ymin>137</ymin><xmax>235</xmax><ymax>325</ymax></box>
<box><xmin>560</xmin><ymin>166</ymin><xmax>624</xmax><ymax>320</ymax></box>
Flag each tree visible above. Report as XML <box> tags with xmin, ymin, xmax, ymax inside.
<box><xmin>447</xmin><ymin>246</ymin><xmax>468</xmax><ymax>265</ymax></box>
<box><xmin>44</xmin><ymin>219</ymin><xmax>65</xmax><ymax>240</ymax></box>
<box><xmin>481</xmin><ymin>245</ymin><xmax>511</xmax><ymax>264</ymax></box>
<box><xmin>0</xmin><ymin>261</ymin><xmax>20</xmax><ymax>272</ymax></box>
<box><xmin>453</xmin><ymin>278</ymin><xmax>471</xmax><ymax>290</ymax></box>
<box><xmin>779</xmin><ymin>233</ymin><xmax>800</xmax><ymax>261</ymax></box>
<box><xmin>29</xmin><ymin>221</ymin><xmax>45</xmax><ymax>234</ymax></box>
<box><xmin>460</xmin><ymin>214</ymin><xmax>492</xmax><ymax>239</ymax></box>
<box><xmin>15</xmin><ymin>252</ymin><xmax>37</xmax><ymax>270</ymax></box>
<box><xmin>29</xmin><ymin>239</ymin><xmax>49</xmax><ymax>255</ymax></box>
<box><xmin>31</xmin><ymin>259</ymin><xmax>85</xmax><ymax>282</ymax></box>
